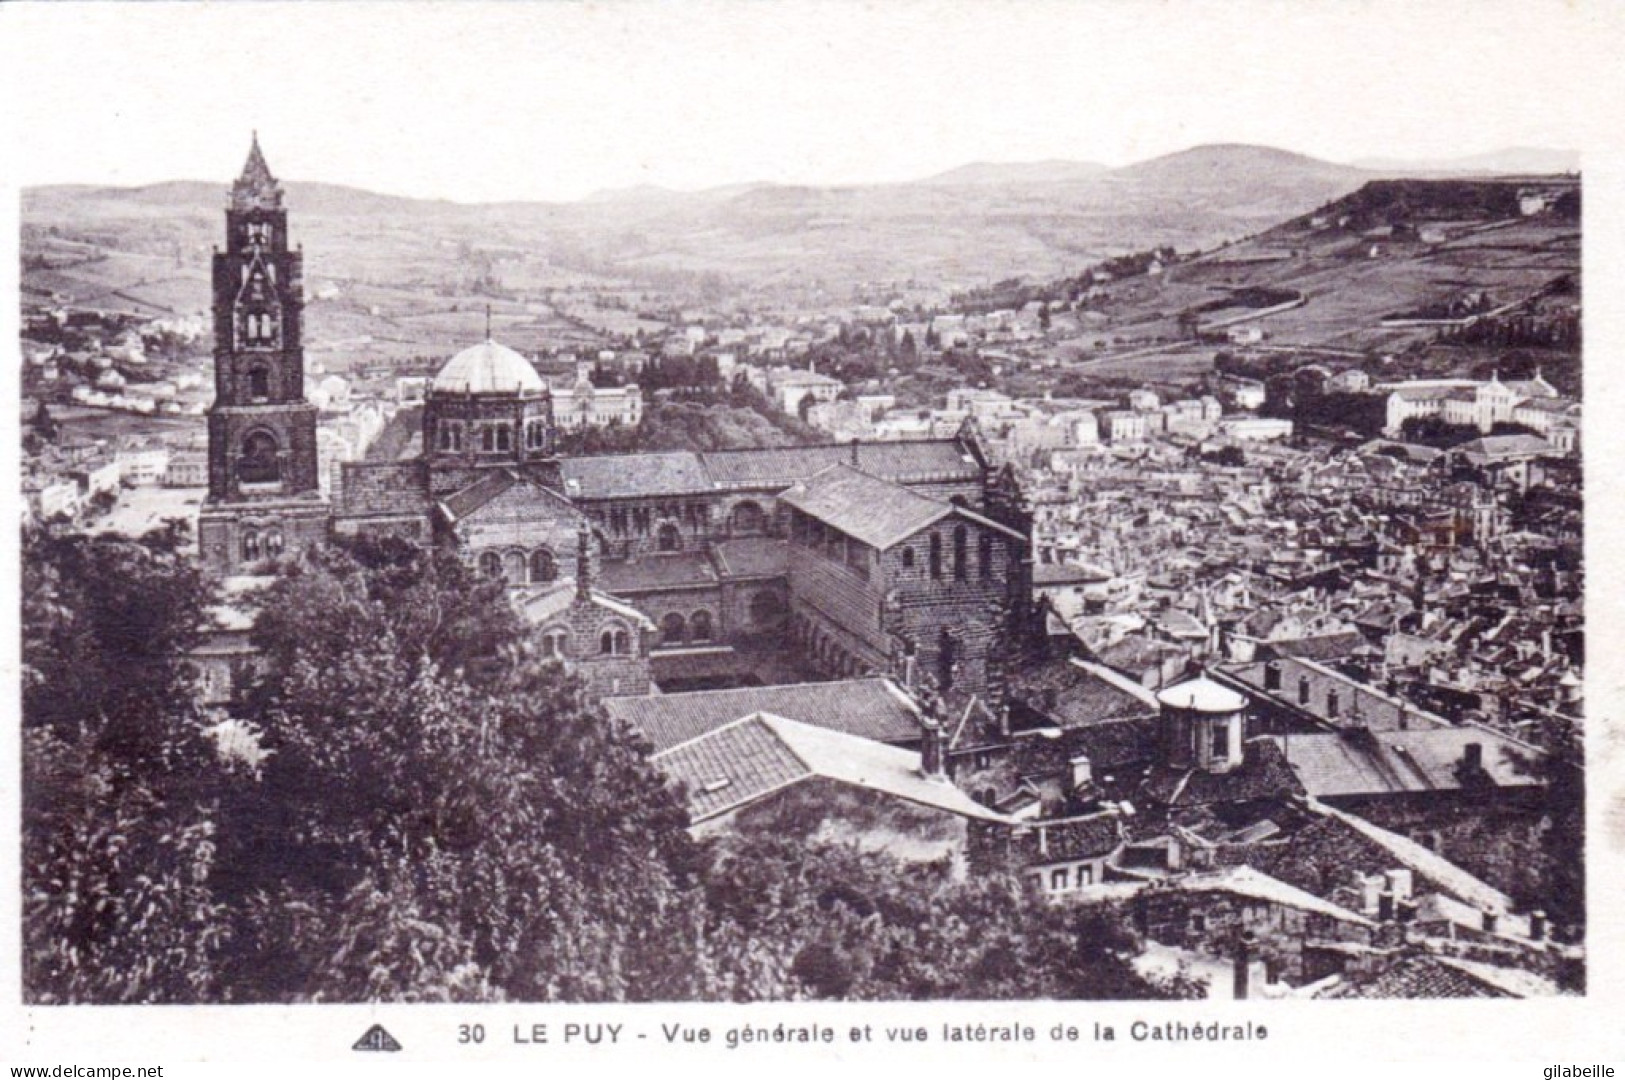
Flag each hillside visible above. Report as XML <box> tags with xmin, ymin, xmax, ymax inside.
<box><xmin>21</xmin><ymin>143</ymin><xmax>1377</xmax><ymax>304</ymax></box>
<box><xmin>1042</xmin><ymin>175</ymin><xmax>1580</xmax><ymax>394</ymax></box>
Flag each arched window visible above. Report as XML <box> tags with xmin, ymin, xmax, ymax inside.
<box><xmin>247</xmin><ymin>366</ymin><xmax>271</xmax><ymax>399</ymax></box>
<box><xmin>690</xmin><ymin>610</ymin><xmax>713</xmax><ymax>642</ymax></box>
<box><xmin>264</xmin><ymin>529</ymin><xmax>284</xmax><ymax>556</ymax></box>
<box><xmin>241</xmin><ymin>531</ymin><xmax>261</xmax><ymax>560</ymax></box>
<box><xmin>540</xmin><ymin>628</ymin><xmax>568</xmax><ymax>659</ymax></box>
<box><xmin>953</xmin><ymin>525</ymin><xmax>968</xmax><ymax>582</ymax></box>
<box><xmin>730</xmin><ymin>501</ymin><xmax>765</xmax><ymax>534</ymax></box>
<box><xmin>657</xmin><ymin>522</ymin><xmax>682</xmax><ymax>552</ymax></box>
<box><xmin>237</xmin><ymin>429</ymin><xmax>281</xmax><ymax>485</ymax></box>
<box><xmin>929</xmin><ymin>532</ymin><xmax>943</xmax><ymax>580</ymax></box>
<box><xmin>613</xmin><ymin>630</ymin><xmax>630</xmax><ymax>655</ymax></box>
<box><xmin>1297</xmin><ymin>677</ymin><xmax>1310</xmax><ymax>705</ymax></box>
<box><xmin>478</xmin><ymin>551</ymin><xmax>503</xmax><ymax>578</ymax></box>
<box><xmin>1327</xmin><ymin>689</ymin><xmax>1340</xmax><ymax>719</ymax></box>
<box><xmin>978</xmin><ymin>533</ymin><xmax>993</xmax><ymax>580</ymax></box>
<box><xmin>531</xmin><ymin>549</ymin><xmax>557</xmax><ymax>583</ymax></box>
<box><xmin>660</xmin><ymin>612</ymin><xmax>686</xmax><ymax>645</ymax></box>
<box><xmin>526</xmin><ymin>421</ymin><xmax>548</xmax><ymax>450</ymax></box>
<box><xmin>600</xmin><ymin>629</ymin><xmax>616</xmax><ymax>655</ymax></box>
<box><xmin>901</xmin><ymin>546</ymin><xmax>915</xmax><ymax>571</ymax></box>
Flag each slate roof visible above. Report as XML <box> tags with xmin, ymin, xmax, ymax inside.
<box><xmin>653</xmin><ymin>711</ymin><xmax>1004</xmax><ymax>824</ymax></box>
<box><xmin>600</xmin><ymin>552</ymin><xmax>719</xmax><ymax>594</ymax></box>
<box><xmin>1278</xmin><ymin>726</ymin><xmax>1543</xmax><ymax>799</ymax></box>
<box><xmin>605</xmin><ymin>677</ymin><xmax>924</xmax><ymax>752</ymax></box>
<box><xmin>710</xmin><ymin>537</ymin><xmax>789</xmax><ymax>580</ymax></box>
<box><xmin>781</xmin><ymin>465</ymin><xmax>954</xmax><ymax>550</ymax></box>
<box><xmin>558</xmin><ymin>452</ymin><xmax>712</xmax><ymax>499</ymax></box>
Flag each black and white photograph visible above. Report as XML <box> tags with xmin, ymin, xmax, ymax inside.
<box><xmin>4</xmin><ymin>0</ymin><xmax>1623</xmax><ymax>1068</ymax></box>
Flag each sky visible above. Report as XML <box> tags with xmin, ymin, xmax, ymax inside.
<box><xmin>3</xmin><ymin>0</ymin><xmax>1623</xmax><ymax>203</ymax></box>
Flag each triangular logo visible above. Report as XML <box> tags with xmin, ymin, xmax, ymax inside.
<box><xmin>353</xmin><ymin>1024</ymin><xmax>403</xmax><ymax>1052</ymax></box>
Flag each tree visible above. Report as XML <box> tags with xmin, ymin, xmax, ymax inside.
<box><xmin>220</xmin><ymin>538</ymin><xmax>707</xmax><ymax>1002</ymax></box>
<box><xmin>22</xmin><ymin>525</ymin><xmax>228</xmax><ymax>1003</ymax></box>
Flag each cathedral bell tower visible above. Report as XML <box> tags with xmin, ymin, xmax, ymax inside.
<box><xmin>198</xmin><ymin>135</ymin><xmax>329</xmax><ymax>573</ymax></box>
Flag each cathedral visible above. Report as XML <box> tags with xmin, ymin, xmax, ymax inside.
<box><xmin>201</xmin><ymin>139</ymin><xmax>1034</xmax><ymax>704</ymax></box>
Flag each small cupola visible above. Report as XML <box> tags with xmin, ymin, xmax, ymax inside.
<box><xmin>1157</xmin><ymin>674</ymin><xmax>1248</xmax><ymax>774</ymax></box>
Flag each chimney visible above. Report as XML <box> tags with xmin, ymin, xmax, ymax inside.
<box><xmin>1481</xmin><ymin>907</ymin><xmax>1500</xmax><ymax>935</ymax></box>
<box><xmin>1378</xmin><ymin>890</ymin><xmax>1396</xmax><ymax>922</ymax></box>
<box><xmin>850</xmin><ymin>437</ymin><xmax>861</xmax><ymax>467</ymax></box>
<box><xmin>1397</xmin><ymin>897</ymin><xmax>1417</xmax><ymax>924</ymax></box>
<box><xmin>1232</xmin><ymin>930</ymin><xmax>1258</xmax><ymax>1001</ymax></box>
<box><xmin>1383</xmin><ymin>868</ymin><xmax>1412</xmax><ymax>903</ymax></box>
<box><xmin>1462</xmin><ymin>741</ymin><xmax>1483</xmax><ymax>772</ymax></box>
<box><xmin>920</xmin><ymin>716</ymin><xmax>947</xmax><ymax>780</ymax></box>
<box><xmin>1530</xmin><ymin>910</ymin><xmax>1548</xmax><ymax>941</ymax></box>
<box><xmin>1360</xmin><ymin>875</ymin><xmax>1383</xmax><ymax>915</ymax></box>
<box><xmin>1068</xmin><ymin>753</ymin><xmax>1093</xmax><ymax>796</ymax></box>
<box><xmin>576</xmin><ymin>524</ymin><xmax>594</xmax><ymax>600</ymax></box>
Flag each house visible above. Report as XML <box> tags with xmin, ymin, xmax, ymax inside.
<box><xmin>651</xmin><ymin>711</ymin><xmax>1004</xmax><ymax>864</ymax></box>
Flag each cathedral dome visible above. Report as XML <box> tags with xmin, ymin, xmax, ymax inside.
<box><xmin>432</xmin><ymin>339</ymin><xmax>545</xmax><ymax>395</ymax></box>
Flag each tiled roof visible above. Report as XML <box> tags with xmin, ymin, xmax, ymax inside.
<box><xmin>1015</xmin><ymin>718</ymin><xmax>1159</xmax><ymax>779</ymax></box>
<box><xmin>710</xmin><ymin>537</ymin><xmax>789</xmax><ymax>580</ymax></box>
<box><xmin>1012</xmin><ymin>812</ymin><xmax>1124</xmax><ymax>864</ymax></box>
<box><xmin>436</xmin><ymin>468</ymin><xmax>579</xmax><ymax>525</ymax></box>
<box><xmin>698</xmin><ymin>439</ymin><xmax>981</xmax><ymax>488</ymax></box>
<box><xmin>781</xmin><ymin>465</ymin><xmax>952</xmax><ymax>550</ymax></box>
<box><xmin>1140</xmin><ymin>738</ymin><xmax>1305</xmax><ymax>808</ymax></box>
<box><xmin>558</xmin><ymin>452</ymin><xmax>712</xmax><ymax>499</ymax></box>
<box><xmin>1259</xmin><ymin>632</ymin><xmax>1367</xmax><ymax>662</ymax></box>
<box><xmin>606</xmin><ymin>677</ymin><xmax>923</xmax><ymax>752</ymax></box>
<box><xmin>1181</xmin><ymin>865</ymin><xmax>1375</xmax><ymax>927</ymax></box>
<box><xmin>599</xmin><ymin>552</ymin><xmax>719</xmax><ymax>593</ymax></box>
<box><xmin>517</xmin><ymin>579</ymin><xmax>653</xmax><ymax>629</ymax></box>
<box><xmin>1276</xmin><ymin>726</ymin><xmax>1542</xmax><ymax>799</ymax></box>
<box><xmin>437</xmin><ymin>469</ymin><xmax>515</xmax><ymax>521</ymax></box>
<box><xmin>1318</xmin><ymin>953</ymin><xmax>1516</xmax><ymax>999</ymax></box>
<box><xmin>653</xmin><ymin>711</ymin><xmax>1004</xmax><ymax>824</ymax></box>
<box><xmin>336</xmin><ymin>460</ymin><xmax>432</xmax><ymax>518</ymax></box>
<box><xmin>1033</xmin><ymin>560</ymin><xmax>1112</xmax><ymax>586</ymax></box>
<box><xmin>1009</xmin><ymin>657</ymin><xmax>1156</xmax><ymax>730</ymax></box>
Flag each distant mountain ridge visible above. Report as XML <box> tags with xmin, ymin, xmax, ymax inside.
<box><xmin>21</xmin><ymin>143</ymin><xmax>1578</xmax><ymax>291</ymax></box>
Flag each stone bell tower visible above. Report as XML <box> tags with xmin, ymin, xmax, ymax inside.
<box><xmin>198</xmin><ymin>134</ymin><xmax>329</xmax><ymax>573</ymax></box>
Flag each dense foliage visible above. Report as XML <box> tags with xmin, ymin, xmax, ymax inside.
<box><xmin>23</xmin><ymin>528</ymin><xmax>1185</xmax><ymax>1003</ymax></box>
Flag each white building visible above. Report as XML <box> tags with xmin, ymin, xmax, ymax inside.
<box><xmin>115</xmin><ymin>448</ymin><xmax>171</xmax><ymax>486</ymax></box>
<box><xmin>550</xmin><ymin>363</ymin><xmax>644</xmax><ymax>430</ymax></box>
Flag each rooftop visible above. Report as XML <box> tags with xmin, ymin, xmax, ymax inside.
<box><xmin>431</xmin><ymin>339</ymin><xmax>545</xmax><ymax>396</ymax></box>
<box><xmin>782</xmin><ymin>464</ymin><xmax>954</xmax><ymax>550</ymax></box>
<box><xmin>606</xmin><ymin>676</ymin><xmax>924</xmax><ymax>752</ymax></box>
<box><xmin>652</xmin><ymin>711</ymin><xmax>1004</xmax><ymax>824</ymax></box>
